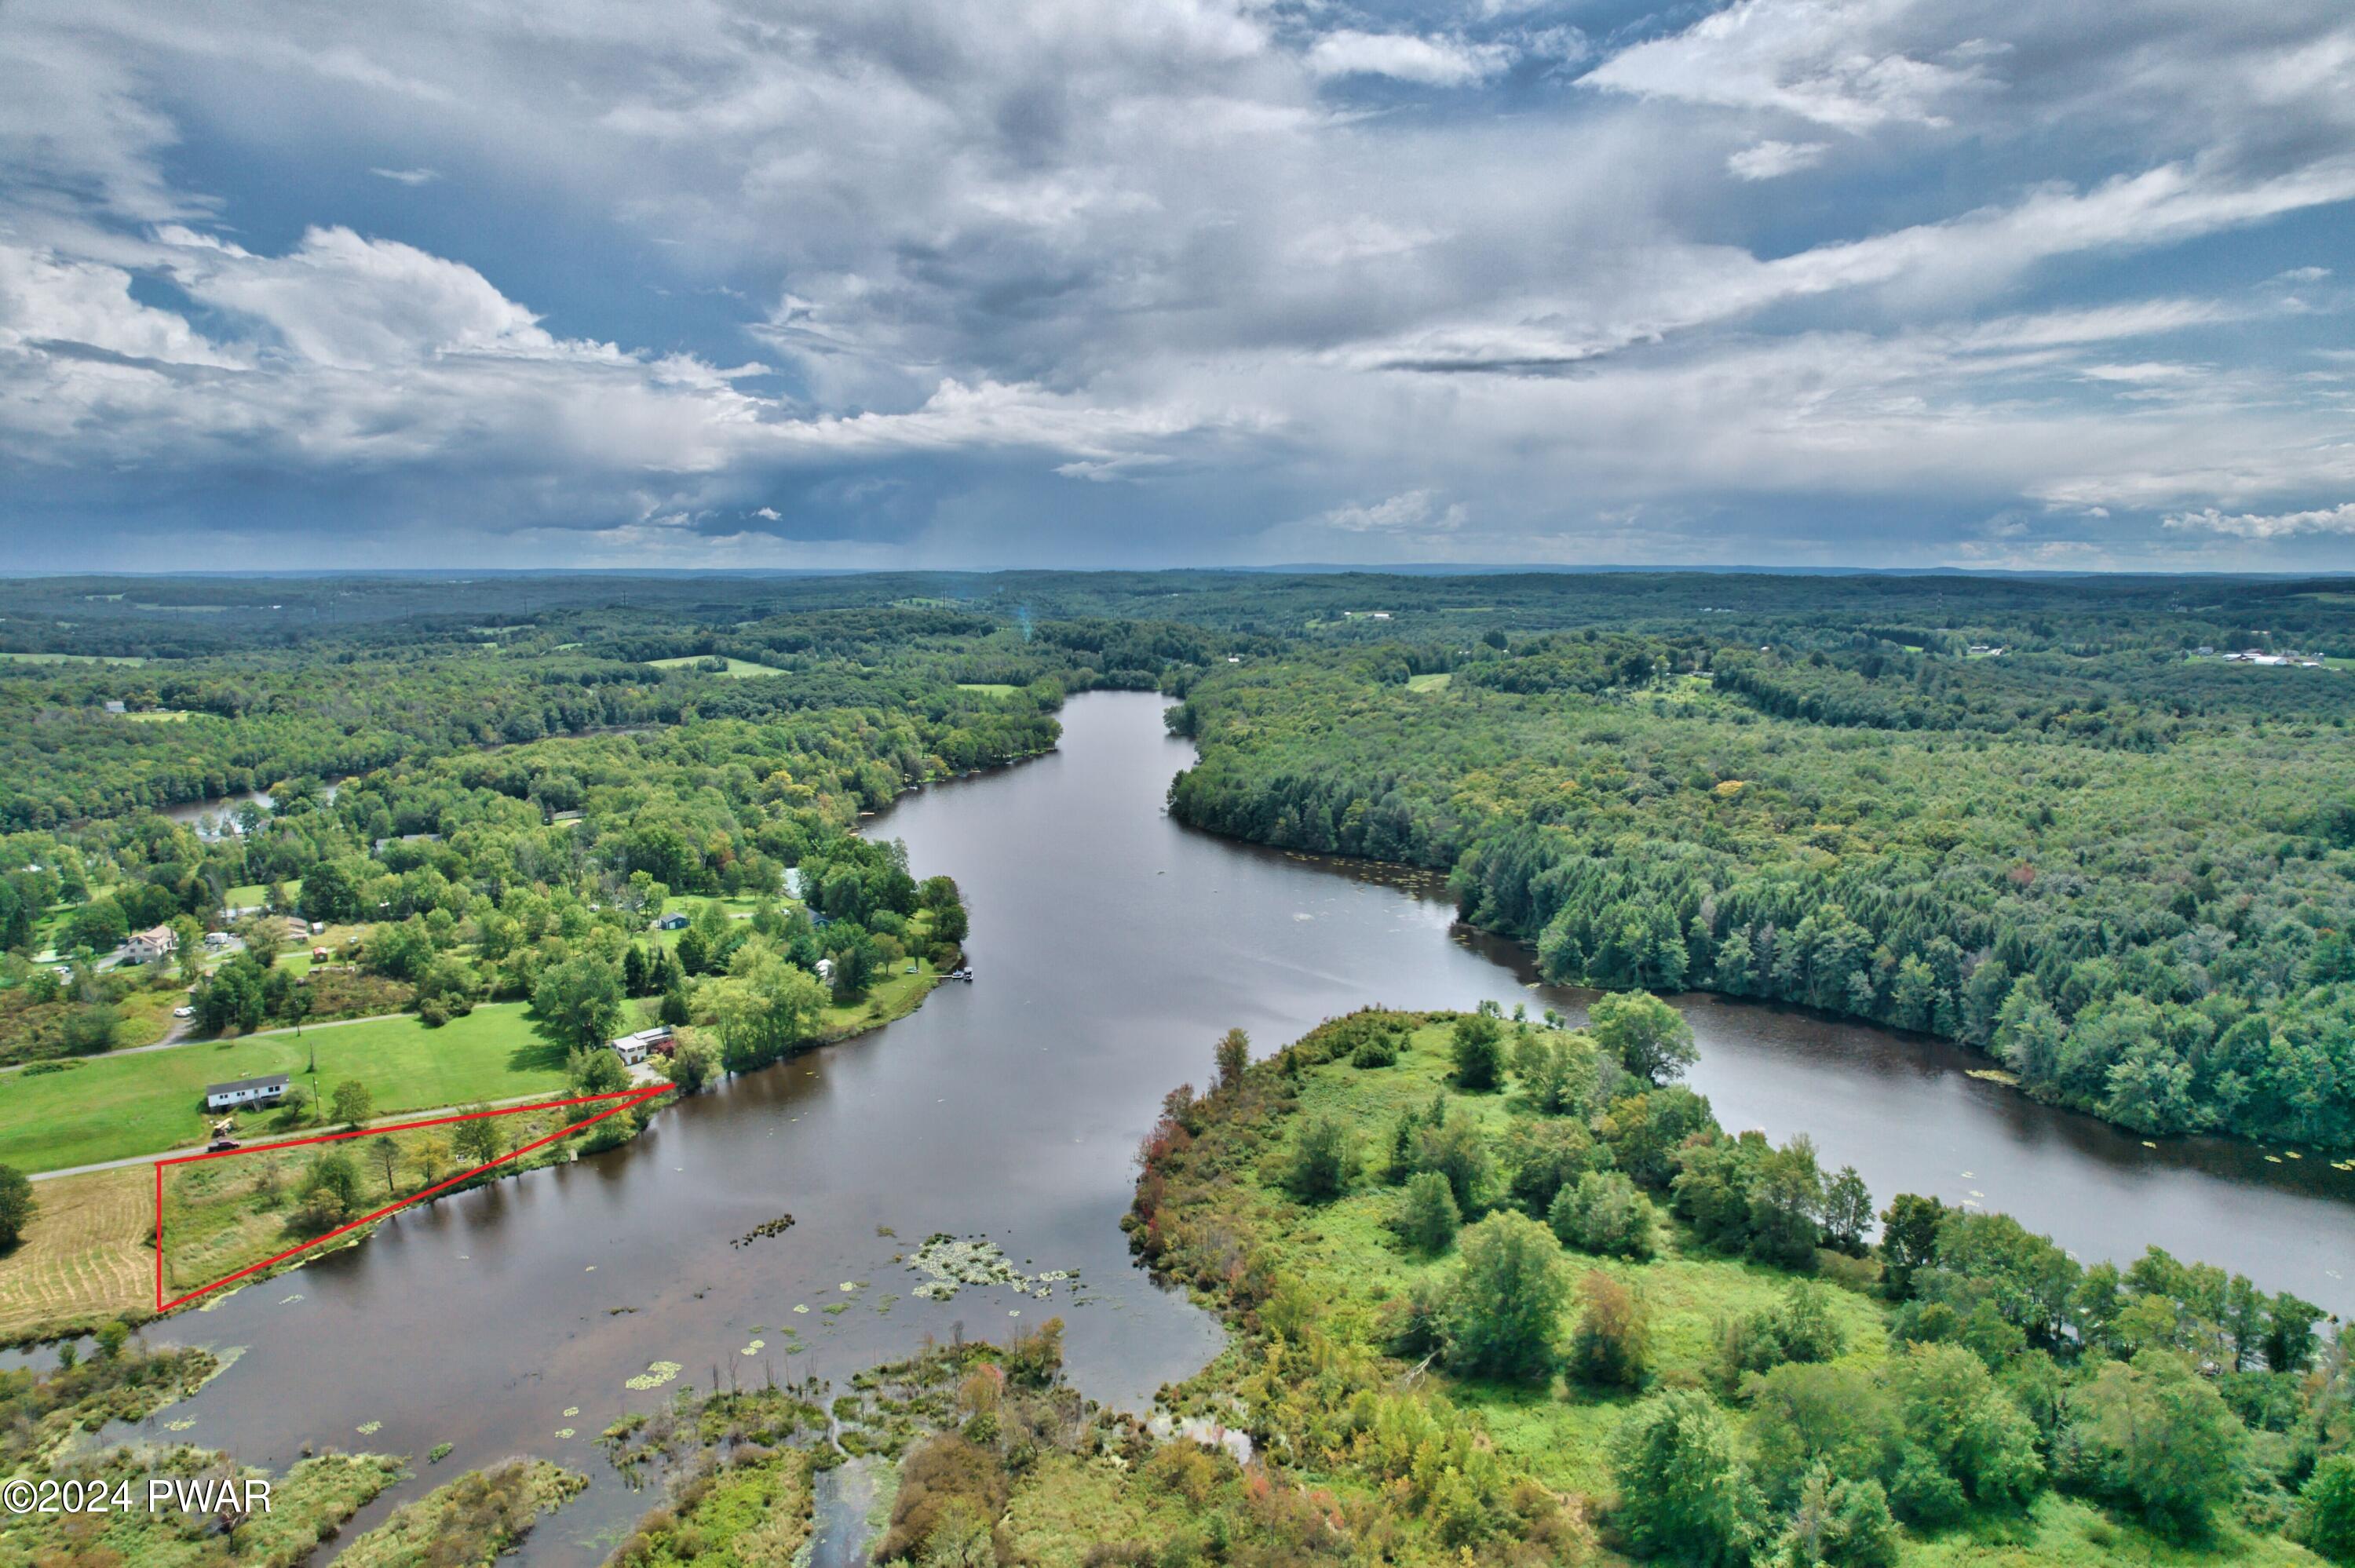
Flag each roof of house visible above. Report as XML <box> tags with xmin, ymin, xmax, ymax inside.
<box><xmin>610</xmin><ymin>1026</ymin><xmax>674</xmax><ymax>1049</ymax></box>
<box><xmin>130</xmin><ymin>924</ymin><xmax>176</xmax><ymax>948</ymax></box>
<box><xmin>206</xmin><ymin>1074</ymin><xmax>291</xmax><ymax>1096</ymax></box>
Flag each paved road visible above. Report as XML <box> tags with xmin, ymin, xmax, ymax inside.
<box><xmin>27</xmin><ymin>1088</ymin><xmax>593</xmax><ymax>1182</ymax></box>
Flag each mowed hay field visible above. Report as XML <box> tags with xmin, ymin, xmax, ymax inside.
<box><xmin>0</xmin><ymin>1167</ymin><xmax>152</xmax><ymax>1340</ymax></box>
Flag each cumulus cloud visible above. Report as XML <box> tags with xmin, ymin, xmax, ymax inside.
<box><xmin>2164</xmin><ymin>502</ymin><xmax>2355</xmax><ymax>538</ymax></box>
<box><xmin>1728</xmin><ymin>140</ymin><xmax>1828</xmax><ymax>180</ymax></box>
<box><xmin>1322</xmin><ymin>490</ymin><xmax>1468</xmax><ymax>533</ymax></box>
<box><xmin>1586</xmin><ymin>0</ymin><xmax>1991</xmax><ymax>130</ymax></box>
<box><xmin>1305</xmin><ymin>31</ymin><xmax>1511</xmax><ymax>86</ymax></box>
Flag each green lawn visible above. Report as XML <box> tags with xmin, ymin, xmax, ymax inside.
<box><xmin>649</xmin><ymin>655</ymin><xmax>784</xmax><ymax>678</ymax></box>
<box><xmin>1404</xmin><ymin>673</ymin><xmax>1451</xmax><ymax>692</ymax></box>
<box><xmin>955</xmin><ymin>682</ymin><xmax>1019</xmax><ymax>697</ymax></box>
<box><xmin>0</xmin><ymin>1003</ymin><xmax>570</xmax><ymax>1172</ymax></box>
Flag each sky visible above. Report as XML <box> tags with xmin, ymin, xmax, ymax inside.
<box><xmin>2</xmin><ymin>1</ymin><xmax>2353</xmax><ymax>573</ymax></box>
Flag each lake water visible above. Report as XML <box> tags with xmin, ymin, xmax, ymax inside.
<box><xmin>109</xmin><ymin>692</ymin><xmax>2353</xmax><ymax>1562</ymax></box>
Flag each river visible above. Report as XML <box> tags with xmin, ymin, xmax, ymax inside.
<box><xmin>91</xmin><ymin>691</ymin><xmax>2353</xmax><ymax>1563</ymax></box>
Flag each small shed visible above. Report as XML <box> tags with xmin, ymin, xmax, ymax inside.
<box><xmin>205</xmin><ymin>1074</ymin><xmax>290</xmax><ymax>1111</ymax></box>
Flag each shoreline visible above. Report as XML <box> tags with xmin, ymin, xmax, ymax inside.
<box><xmin>0</xmin><ymin>967</ymin><xmax>947</xmax><ymax>1350</ymax></box>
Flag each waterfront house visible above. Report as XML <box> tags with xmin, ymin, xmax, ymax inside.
<box><xmin>608</xmin><ymin>1026</ymin><xmax>673</xmax><ymax>1066</ymax></box>
<box><xmin>205</xmin><ymin>1074</ymin><xmax>290</xmax><ymax>1111</ymax></box>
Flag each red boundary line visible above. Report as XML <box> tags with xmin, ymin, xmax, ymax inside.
<box><xmin>153</xmin><ymin>1085</ymin><xmax>666</xmax><ymax>1313</ymax></box>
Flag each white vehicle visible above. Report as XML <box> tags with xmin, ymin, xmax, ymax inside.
<box><xmin>173</xmin><ymin>1005</ymin><xmax>197</xmax><ymax>1019</ymax></box>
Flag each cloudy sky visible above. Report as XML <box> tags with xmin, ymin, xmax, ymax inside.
<box><xmin>3</xmin><ymin>0</ymin><xmax>2353</xmax><ymax>571</ymax></box>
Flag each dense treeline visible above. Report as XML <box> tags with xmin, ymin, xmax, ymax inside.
<box><xmin>0</xmin><ymin>578</ymin><xmax>1225</xmax><ymax>827</ymax></box>
<box><xmin>1167</xmin><ymin>600</ymin><xmax>2355</xmax><ymax>1150</ymax></box>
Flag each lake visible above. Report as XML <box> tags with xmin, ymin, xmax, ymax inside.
<box><xmin>112</xmin><ymin>691</ymin><xmax>2353</xmax><ymax>1562</ymax></box>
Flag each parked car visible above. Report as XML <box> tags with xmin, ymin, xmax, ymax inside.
<box><xmin>206</xmin><ymin>1139</ymin><xmax>240</xmax><ymax>1153</ymax></box>
<box><xmin>173</xmin><ymin>1005</ymin><xmax>197</xmax><ymax>1019</ymax></box>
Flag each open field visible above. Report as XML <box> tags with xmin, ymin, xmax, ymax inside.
<box><xmin>648</xmin><ymin>655</ymin><xmax>783</xmax><ymax>677</ymax></box>
<box><xmin>0</xmin><ymin>1166</ymin><xmax>152</xmax><ymax>1342</ymax></box>
<box><xmin>222</xmin><ymin>881</ymin><xmax>300</xmax><ymax>909</ymax></box>
<box><xmin>0</xmin><ymin>650</ymin><xmax>148</xmax><ymax>665</ymax></box>
<box><xmin>955</xmin><ymin>681</ymin><xmax>1019</xmax><ymax>696</ymax></box>
<box><xmin>1404</xmin><ymin>672</ymin><xmax>1451</xmax><ymax>691</ymax></box>
<box><xmin>0</xmin><ymin>1002</ymin><xmax>570</xmax><ymax>1172</ymax></box>
<box><xmin>158</xmin><ymin>1095</ymin><xmax>641</xmax><ymax>1306</ymax></box>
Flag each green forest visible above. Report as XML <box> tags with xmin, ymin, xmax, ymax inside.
<box><xmin>5</xmin><ymin>567</ymin><xmax>2353</xmax><ymax>1147</ymax></box>
<box><xmin>1159</xmin><ymin>575</ymin><xmax>2355</xmax><ymax>1150</ymax></box>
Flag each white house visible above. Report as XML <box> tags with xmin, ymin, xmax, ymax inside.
<box><xmin>205</xmin><ymin>1074</ymin><xmax>290</xmax><ymax>1111</ymax></box>
<box><xmin>608</xmin><ymin>1026</ymin><xmax>674</xmax><ymax>1066</ymax></box>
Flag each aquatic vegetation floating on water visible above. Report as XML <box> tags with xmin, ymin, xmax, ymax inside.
<box><xmin>625</xmin><ymin>1360</ymin><xmax>683</xmax><ymax>1391</ymax></box>
<box><xmin>556</xmin><ymin>1428</ymin><xmax>575</xmax><ymax>1439</ymax></box>
<box><xmin>733</xmin><ymin>1214</ymin><xmax>795</xmax><ymax>1249</ymax></box>
<box><xmin>741</xmin><ymin>1340</ymin><xmax>765</xmax><ymax>1355</ymax></box>
<box><xmin>164</xmin><ymin>1419</ymin><xmax>195</xmax><ymax>1431</ymax></box>
<box><xmin>280</xmin><ymin>1294</ymin><xmax>303</xmax><ymax>1304</ymax></box>
<box><xmin>563</xmin><ymin>1407</ymin><xmax>579</xmax><ymax>1417</ymax></box>
<box><xmin>905</xmin><ymin>1235</ymin><xmax>1079</xmax><ymax>1303</ymax></box>
<box><xmin>356</xmin><ymin>1421</ymin><xmax>382</xmax><ymax>1435</ymax></box>
<box><xmin>793</xmin><ymin>1304</ymin><xmax>810</xmax><ymax>1314</ymax></box>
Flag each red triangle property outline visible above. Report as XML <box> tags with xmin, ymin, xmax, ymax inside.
<box><xmin>152</xmin><ymin>1084</ymin><xmax>666</xmax><ymax>1312</ymax></box>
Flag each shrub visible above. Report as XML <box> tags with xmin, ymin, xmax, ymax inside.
<box><xmin>1609</xmin><ymin>1389</ymin><xmax>1765</xmax><ymax>1566</ymax></box>
<box><xmin>1443</xmin><ymin>1212</ymin><xmax>1571</xmax><ymax>1382</ymax></box>
<box><xmin>1589</xmin><ymin>990</ymin><xmax>1696</xmax><ymax>1085</ymax></box>
<box><xmin>1717</xmin><ymin>1281</ymin><xmax>1845</xmax><ymax>1388</ymax></box>
<box><xmin>1399</xmin><ymin>1172</ymin><xmax>1461</xmax><ymax>1254</ymax></box>
<box><xmin>1283</xmin><ymin>1114</ymin><xmax>1354</xmax><ymax>1204</ymax></box>
<box><xmin>872</xmin><ymin>1436</ymin><xmax>1010</xmax><ymax>1565</ymax></box>
<box><xmin>1743</xmin><ymin>1362</ymin><xmax>1900</xmax><ymax>1508</ymax></box>
<box><xmin>1777</xmin><ymin>1466</ymin><xmax>1900</xmax><ymax>1568</ymax></box>
<box><xmin>1550</xmin><ymin>1171</ymin><xmax>1659</xmax><ymax>1259</ymax></box>
<box><xmin>1450</xmin><ymin>1012</ymin><xmax>1504</xmax><ymax>1091</ymax></box>
<box><xmin>1502</xmin><ymin>1118</ymin><xmax>1593</xmax><ymax>1216</ymax></box>
<box><xmin>1568</xmin><ymin>1271</ymin><xmax>1650</xmax><ymax>1388</ymax></box>
<box><xmin>2054</xmin><ymin>1349</ymin><xmax>2244</xmax><ymax>1537</ymax></box>
<box><xmin>2294</xmin><ymin>1453</ymin><xmax>2355</xmax><ymax>1564</ymax></box>
<box><xmin>1414</xmin><ymin>1110</ymin><xmax>1493</xmax><ymax>1216</ymax></box>
<box><xmin>0</xmin><ymin>1164</ymin><xmax>33</xmax><ymax>1250</ymax></box>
